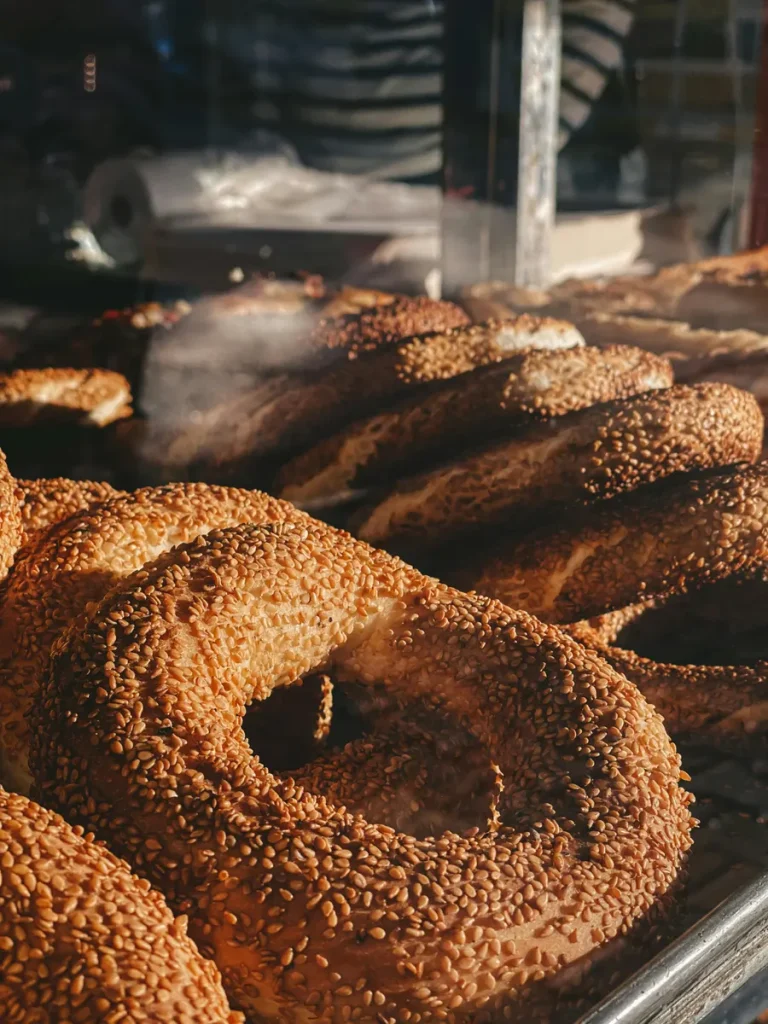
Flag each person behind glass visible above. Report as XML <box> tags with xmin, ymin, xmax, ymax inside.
<box><xmin>216</xmin><ymin>0</ymin><xmax>639</xmax><ymax>204</ymax></box>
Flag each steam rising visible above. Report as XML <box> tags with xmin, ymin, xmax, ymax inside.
<box><xmin>137</xmin><ymin>278</ymin><xmax>335</xmax><ymax>478</ymax></box>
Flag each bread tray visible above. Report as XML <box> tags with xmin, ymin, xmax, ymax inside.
<box><xmin>577</xmin><ymin>743</ymin><xmax>768</xmax><ymax>1024</ymax></box>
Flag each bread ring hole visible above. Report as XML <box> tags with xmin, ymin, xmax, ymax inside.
<box><xmin>613</xmin><ymin>578</ymin><xmax>768</xmax><ymax>666</ymax></box>
<box><xmin>243</xmin><ymin>674</ymin><xmax>356</xmax><ymax>773</ymax></box>
<box><xmin>244</xmin><ymin>676</ymin><xmax>507</xmax><ymax>839</ymax></box>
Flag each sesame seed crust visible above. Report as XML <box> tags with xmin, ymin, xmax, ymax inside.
<box><xmin>0</xmin><ymin>787</ymin><xmax>243</xmax><ymax>1022</ymax></box>
<box><xmin>310</xmin><ymin>296</ymin><xmax>469</xmax><ymax>356</ymax></box>
<box><xmin>452</xmin><ymin>460</ymin><xmax>768</xmax><ymax>745</ymax></box>
<box><xmin>147</xmin><ymin>318</ymin><xmax>585</xmax><ymax>472</ymax></box>
<box><xmin>459</xmin><ymin>464</ymin><xmax>768</xmax><ymax>623</ymax></box>
<box><xmin>567</xmin><ymin>608</ymin><xmax>768</xmax><ymax>745</ymax></box>
<box><xmin>0</xmin><ymin>368</ymin><xmax>132</xmax><ymax>427</ymax></box>
<box><xmin>0</xmin><ymin>448</ymin><xmax>21</xmax><ymax>584</ymax></box>
<box><xmin>16</xmin><ymin>477</ymin><xmax>122</xmax><ymax>548</ymax></box>
<box><xmin>354</xmin><ymin>383</ymin><xmax>764</xmax><ymax>549</ymax></box>
<box><xmin>387</xmin><ymin>316</ymin><xmax>585</xmax><ymax>387</ymax></box>
<box><xmin>33</xmin><ymin>520</ymin><xmax>694</xmax><ymax>1023</ymax></box>
<box><xmin>0</xmin><ymin>483</ymin><xmax>304</xmax><ymax>794</ymax></box>
<box><xmin>277</xmin><ymin>346</ymin><xmax>673</xmax><ymax>505</ymax></box>
<box><xmin>290</xmin><ymin>697</ymin><xmax>507</xmax><ymax>838</ymax></box>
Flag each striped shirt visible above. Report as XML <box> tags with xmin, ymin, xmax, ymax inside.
<box><xmin>212</xmin><ymin>0</ymin><xmax>637</xmax><ymax>181</ymax></box>
<box><xmin>559</xmin><ymin>0</ymin><xmax>637</xmax><ymax>148</ymax></box>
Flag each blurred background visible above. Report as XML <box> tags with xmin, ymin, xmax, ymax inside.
<box><xmin>0</xmin><ymin>0</ymin><xmax>763</xmax><ymax>312</ymax></box>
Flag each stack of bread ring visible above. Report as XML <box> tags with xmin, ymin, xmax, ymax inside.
<box><xmin>463</xmin><ymin>244</ymin><xmax>768</xmax><ymax>455</ymax></box>
<box><xmin>263</xmin><ymin>255</ymin><xmax>768</xmax><ymax>760</ymax></box>
<box><xmin>3</xmin><ymin>249</ymin><xmax>768</xmax><ymax>1021</ymax></box>
<box><xmin>0</xmin><ymin>458</ymin><xmax>693</xmax><ymax>1018</ymax></box>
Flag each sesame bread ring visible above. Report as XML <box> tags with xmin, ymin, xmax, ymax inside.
<box><xmin>567</xmin><ymin>591</ymin><xmax>768</xmax><ymax>745</ymax></box>
<box><xmin>0</xmin><ymin>788</ymin><xmax>243</xmax><ymax>1022</ymax></box>
<box><xmin>462</xmin><ymin>247</ymin><xmax>768</xmax><ymax>326</ymax></box>
<box><xmin>310</xmin><ymin>294</ymin><xmax>469</xmax><ymax>356</ymax></box>
<box><xmin>277</xmin><ymin>345</ymin><xmax>674</xmax><ymax>506</ymax></box>
<box><xmin>142</xmin><ymin>317</ymin><xmax>585</xmax><ymax>477</ymax></box>
<box><xmin>0</xmin><ymin>447</ymin><xmax>21</xmax><ymax>583</ymax></box>
<box><xmin>320</xmin><ymin>285</ymin><xmax>399</xmax><ymax>319</ymax></box>
<box><xmin>459</xmin><ymin>464</ymin><xmax>768</xmax><ymax>624</ymax></box>
<box><xmin>577</xmin><ymin>311</ymin><xmax>768</xmax><ymax>381</ymax></box>
<box><xmin>16</xmin><ymin>476</ymin><xmax>122</xmax><ymax>547</ymax></box>
<box><xmin>34</xmin><ymin>520</ymin><xmax>694</xmax><ymax>1024</ymax></box>
<box><xmin>0</xmin><ymin>479</ymin><xmax>123</xmax><ymax>609</ymax></box>
<box><xmin>354</xmin><ymin>383</ymin><xmax>763</xmax><ymax>551</ymax></box>
<box><xmin>0</xmin><ymin>483</ymin><xmax>303</xmax><ymax>794</ymax></box>
<box><xmin>0</xmin><ymin>368</ymin><xmax>132</xmax><ymax>427</ymax></box>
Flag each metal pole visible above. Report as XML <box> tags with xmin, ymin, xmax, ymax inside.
<box><xmin>668</xmin><ymin>0</ymin><xmax>689</xmax><ymax>205</ymax></box>
<box><xmin>515</xmin><ymin>0</ymin><xmax>561</xmax><ymax>289</ymax></box>
<box><xmin>481</xmin><ymin>0</ymin><xmax>504</xmax><ymax>283</ymax></box>
<box><xmin>726</xmin><ymin>0</ymin><xmax>751</xmax><ymax>253</ymax></box>
<box><xmin>749</xmin><ymin>0</ymin><xmax>768</xmax><ymax>247</ymax></box>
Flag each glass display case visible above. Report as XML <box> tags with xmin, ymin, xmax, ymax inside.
<box><xmin>2</xmin><ymin>3</ymin><xmax>768</xmax><ymax>1024</ymax></box>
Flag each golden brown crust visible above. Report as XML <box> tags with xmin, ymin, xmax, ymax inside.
<box><xmin>462</xmin><ymin>271</ymin><xmax>687</xmax><ymax>322</ymax></box>
<box><xmin>185</xmin><ymin>278</ymin><xmax>387</xmax><ymax>322</ymax></box>
<box><xmin>0</xmin><ymin>368</ymin><xmax>132</xmax><ymax>426</ymax></box>
<box><xmin>16</xmin><ymin>477</ymin><xmax>122</xmax><ymax>546</ymax></box>
<box><xmin>567</xmin><ymin>609</ymin><xmax>768</xmax><ymax>744</ymax></box>
<box><xmin>0</xmin><ymin>483</ymin><xmax>304</xmax><ymax>794</ymax></box>
<box><xmin>320</xmin><ymin>286</ymin><xmax>398</xmax><ymax>319</ymax></box>
<box><xmin>0</xmin><ymin>787</ymin><xmax>242</xmax><ymax>1022</ymax></box>
<box><xmin>691</xmin><ymin>245</ymin><xmax>768</xmax><ymax>277</ymax></box>
<box><xmin>684</xmin><ymin>363</ymin><xmax>768</xmax><ymax>459</ymax></box>
<box><xmin>570</xmin><ymin>327</ymin><xmax>768</xmax><ymax>459</ymax></box>
<box><xmin>310</xmin><ymin>295</ymin><xmax>469</xmax><ymax>356</ymax></box>
<box><xmin>576</xmin><ymin>312</ymin><xmax>768</xmax><ymax>379</ymax></box>
<box><xmin>0</xmin><ymin>447</ymin><xmax>21</xmax><ymax>583</ymax></box>
<box><xmin>462</xmin><ymin>246</ymin><xmax>768</xmax><ymax>327</ymax></box>
<box><xmin>552</xmin><ymin>275</ymin><xmax>687</xmax><ymax>318</ymax></box>
<box><xmin>34</xmin><ymin>520</ymin><xmax>693</xmax><ymax>1023</ymax></box>
<box><xmin>277</xmin><ymin>345</ymin><xmax>673</xmax><ymax>505</ymax></box>
<box><xmin>290</xmin><ymin>697</ymin><xmax>508</xmax><ymax>839</ymax></box>
<box><xmin>251</xmin><ymin>678</ymin><xmax>509</xmax><ymax>839</ymax></box>
<box><xmin>459</xmin><ymin>464</ymin><xmax>768</xmax><ymax>624</ymax></box>
<box><xmin>140</xmin><ymin>318</ymin><xmax>585</xmax><ymax>474</ymax></box>
<box><xmin>381</xmin><ymin>315</ymin><xmax>585</xmax><ymax>382</ymax></box>
<box><xmin>354</xmin><ymin>383</ymin><xmax>764</xmax><ymax>550</ymax></box>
